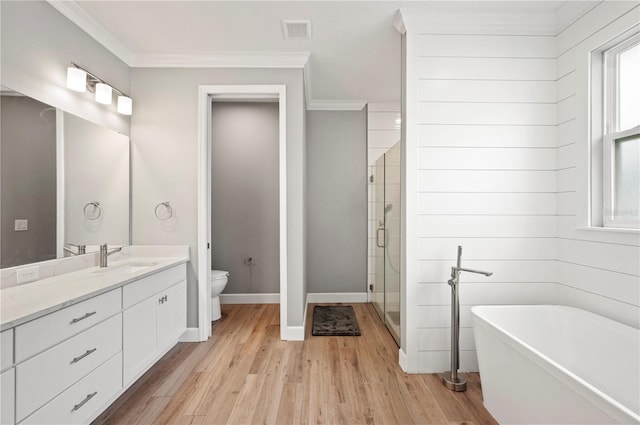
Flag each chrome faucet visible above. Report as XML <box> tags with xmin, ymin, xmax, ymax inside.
<box><xmin>99</xmin><ymin>243</ymin><xmax>122</xmax><ymax>268</ymax></box>
<box><xmin>449</xmin><ymin>266</ymin><xmax>493</xmax><ymax>283</ymax></box>
<box><xmin>443</xmin><ymin>245</ymin><xmax>492</xmax><ymax>392</ymax></box>
<box><xmin>63</xmin><ymin>244</ymin><xmax>86</xmax><ymax>256</ymax></box>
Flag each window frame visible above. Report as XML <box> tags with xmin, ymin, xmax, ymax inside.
<box><xmin>599</xmin><ymin>32</ymin><xmax>640</xmax><ymax>230</ymax></box>
<box><xmin>602</xmin><ymin>126</ymin><xmax>640</xmax><ymax>229</ymax></box>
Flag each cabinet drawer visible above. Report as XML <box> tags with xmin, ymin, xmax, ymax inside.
<box><xmin>15</xmin><ymin>288</ymin><xmax>121</xmax><ymax>362</ymax></box>
<box><xmin>21</xmin><ymin>352</ymin><xmax>122</xmax><ymax>425</ymax></box>
<box><xmin>1</xmin><ymin>329</ymin><xmax>13</xmax><ymax>371</ymax></box>
<box><xmin>16</xmin><ymin>314</ymin><xmax>122</xmax><ymax>422</ymax></box>
<box><xmin>123</xmin><ymin>263</ymin><xmax>186</xmax><ymax>309</ymax></box>
<box><xmin>1</xmin><ymin>368</ymin><xmax>15</xmax><ymax>425</ymax></box>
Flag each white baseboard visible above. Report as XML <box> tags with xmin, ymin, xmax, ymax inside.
<box><xmin>284</xmin><ymin>325</ymin><xmax>305</xmax><ymax>341</ymax></box>
<box><xmin>282</xmin><ymin>300</ymin><xmax>307</xmax><ymax>341</ymax></box>
<box><xmin>399</xmin><ymin>348</ymin><xmax>408</xmax><ymax>372</ymax></box>
<box><xmin>306</xmin><ymin>292</ymin><xmax>368</xmax><ymax>303</ymax></box>
<box><xmin>220</xmin><ymin>293</ymin><xmax>280</xmax><ymax>304</ymax></box>
<box><xmin>180</xmin><ymin>327</ymin><xmax>201</xmax><ymax>342</ymax></box>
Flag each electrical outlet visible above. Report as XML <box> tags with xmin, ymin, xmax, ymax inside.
<box><xmin>14</xmin><ymin>219</ymin><xmax>28</xmax><ymax>231</ymax></box>
<box><xmin>17</xmin><ymin>265</ymin><xmax>39</xmax><ymax>284</ymax></box>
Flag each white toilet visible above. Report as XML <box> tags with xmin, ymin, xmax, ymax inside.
<box><xmin>210</xmin><ymin>270</ymin><xmax>229</xmax><ymax>321</ymax></box>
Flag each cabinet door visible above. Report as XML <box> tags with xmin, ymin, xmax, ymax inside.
<box><xmin>1</xmin><ymin>368</ymin><xmax>15</xmax><ymax>425</ymax></box>
<box><xmin>156</xmin><ymin>280</ymin><xmax>187</xmax><ymax>353</ymax></box>
<box><xmin>1</xmin><ymin>329</ymin><xmax>13</xmax><ymax>371</ymax></box>
<box><xmin>122</xmin><ymin>297</ymin><xmax>157</xmax><ymax>385</ymax></box>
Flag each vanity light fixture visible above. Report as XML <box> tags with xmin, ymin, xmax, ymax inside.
<box><xmin>95</xmin><ymin>82</ymin><xmax>112</xmax><ymax>104</ymax></box>
<box><xmin>66</xmin><ymin>62</ymin><xmax>132</xmax><ymax>115</ymax></box>
<box><xmin>66</xmin><ymin>67</ymin><xmax>87</xmax><ymax>92</ymax></box>
<box><xmin>117</xmin><ymin>95</ymin><xmax>132</xmax><ymax>115</ymax></box>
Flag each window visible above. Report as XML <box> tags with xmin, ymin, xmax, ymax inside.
<box><xmin>601</xmin><ymin>33</ymin><xmax>640</xmax><ymax>229</ymax></box>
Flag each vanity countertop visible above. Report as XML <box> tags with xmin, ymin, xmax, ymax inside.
<box><xmin>0</xmin><ymin>256</ymin><xmax>188</xmax><ymax>332</ymax></box>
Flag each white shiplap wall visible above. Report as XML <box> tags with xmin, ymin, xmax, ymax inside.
<box><xmin>554</xmin><ymin>2</ymin><xmax>640</xmax><ymax>328</ymax></box>
<box><xmin>404</xmin><ymin>2</ymin><xmax>640</xmax><ymax>374</ymax></box>
<box><xmin>414</xmin><ymin>32</ymin><xmax>558</xmax><ymax>372</ymax></box>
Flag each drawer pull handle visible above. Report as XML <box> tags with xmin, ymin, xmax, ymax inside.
<box><xmin>71</xmin><ymin>348</ymin><xmax>97</xmax><ymax>364</ymax></box>
<box><xmin>71</xmin><ymin>391</ymin><xmax>97</xmax><ymax>412</ymax></box>
<box><xmin>159</xmin><ymin>295</ymin><xmax>168</xmax><ymax>304</ymax></box>
<box><xmin>70</xmin><ymin>311</ymin><xmax>96</xmax><ymax>324</ymax></box>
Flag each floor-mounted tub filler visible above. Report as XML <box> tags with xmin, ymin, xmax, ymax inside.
<box><xmin>442</xmin><ymin>245</ymin><xmax>492</xmax><ymax>392</ymax></box>
<box><xmin>472</xmin><ymin>305</ymin><xmax>640</xmax><ymax>424</ymax></box>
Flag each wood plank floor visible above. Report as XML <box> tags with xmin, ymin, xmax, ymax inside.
<box><xmin>93</xmin><ymin>303</ymin><xmax>497</xmax><ymax>425</ymax></box>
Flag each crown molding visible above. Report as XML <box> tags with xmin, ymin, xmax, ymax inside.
<box><xmin>303</xmin><ymin>59</ymin><xmax>314</xmax><ymax>110</ymax></box>
<box><xmin>368</xmin><ymin>103</ymin><xmax>400</xmax><ymax>113</ymax></box>
<box><xmin>307</xmin><ymin>100</ymin><xmax>367</xmax><ymax>111</ymax></box>
<box><xmin>130</xmin><ymin>52</ymin><xmax>311</xmax><ymax>68</ymax></box>
<box><xmin>47</xmin><ymin>0</ymin><xmax>134</xmax><ymax>65</ymax></box>
<box><xmin>397</xmin><ymin>6</ymin><xmax>558</xmax><ymax>35</ymax></box>
<box><xmin>395</xmin><ymin>3</ymin><xmax>598</xmax><ymax>36</ymax></box>
<box><xmin>47</xmin><ymin>0</ymin><xmax>367</xmax><ymax>111</ymax></box>
<box><xmin>393</xmin><ymin>10</ymin><xmax>407</xmax><ymax>35</ymax></box>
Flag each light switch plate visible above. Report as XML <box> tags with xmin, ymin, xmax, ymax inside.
<box><xmin>14</xmin><ymin>219</ymin><xmax>28</xmax><ymax>231</ymax></box>
<box><xmin>16</xmin><ymin>266</ymin><xmax>39</xmax><ymax>284</ymax></box>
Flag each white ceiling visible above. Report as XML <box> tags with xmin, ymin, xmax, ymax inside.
<box><xmin>56</xmin><ymin>1</ymin><xmax>583</xmax><ymax>108</ymax></box>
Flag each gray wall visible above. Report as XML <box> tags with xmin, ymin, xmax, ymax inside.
<box><xmin>1</xmin><ymin>96</ymin><xmax>57</xmax><ymax>267</ymax></box>
<box><xmin>130</xmin><ymin>68</ymin><xmax>307</xmax><ymax>328</ymax></box>
<box><xmin>211</xmin><ymin>102</ymin><xmax>279</xmax><ymax>294</ymax></box>
<box><xmin>0</xmin><ymin>1</ymin><xmax>130</xmax><ymax>135</ymax></box>
<box><xmin>306</xmin><ymin>110</ymin><xmax>367</xmax><ymax>293</ymax></box>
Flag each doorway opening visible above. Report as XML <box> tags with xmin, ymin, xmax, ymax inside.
<box><xmin>197</xmin><ymin>85</ymin><xmax>287</xmax><ymax>341</ymax></box>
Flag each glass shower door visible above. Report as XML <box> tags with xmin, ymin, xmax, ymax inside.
<box><xmin>372</xmin><ymin>141</ymin><xmax>401</xmax><ymax>345</ymax></box>
<box><xmin>372</xmin><ymin>156</ymin><xmax>385</xmax><ymax>322</ymax></box>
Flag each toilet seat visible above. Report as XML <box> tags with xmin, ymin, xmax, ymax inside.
<box><xmin>211</xmin><ymin>270</ymin><xmax>229</xmax><ymax>280</ymax></box>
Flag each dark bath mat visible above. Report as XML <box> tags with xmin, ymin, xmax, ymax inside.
<box><xmin>312</xmin><ymin>305</ymin><xmax>361</xmax><ymax>336</ymax></box>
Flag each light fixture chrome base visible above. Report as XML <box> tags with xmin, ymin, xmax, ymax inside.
<box><xmin>441</xmin><ymin>372</ymin><xmax>467</xmax><ymax>392</ymax></box>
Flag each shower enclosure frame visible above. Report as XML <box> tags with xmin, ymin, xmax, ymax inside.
<box><xmin>372</xmin><ymin>141</ymin><xmax>402</xmax><ymax>345</ymax></box>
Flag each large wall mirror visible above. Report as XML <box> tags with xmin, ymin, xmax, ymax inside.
<box><xmin>1</xmin><ymin>87</ymin><xmax>130</xmax><ymax>268</ymax></box>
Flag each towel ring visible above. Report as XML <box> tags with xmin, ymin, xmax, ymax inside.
<box><xmin>83</xmin><ymin>201</ymin><xmax>101</xmax><ymax>220</ymax></box>
<box><xmin>155</xmin><ymin>202</ymin><xmax>173</xmax><ymax>220</ymax></box>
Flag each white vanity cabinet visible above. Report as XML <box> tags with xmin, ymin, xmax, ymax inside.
<box><xmin>20</xmin><ymin>353</ymin><xmax>122</xmax><ymax>425</ymax></box>
<box><xmin>15</xmin><ymin>314</ymin><xmax>122</xmax><ymax>422</ymax></box>
<box><xmin>12</xmin><ymin>288</ymin><xmax>123</xmax><ymax>424</ymax></box>
<box><xmin>1</xmin><ymin>368</ymin><xmax>15</xmax><ymax>425</ymax></box>
<box><xmin>0</xmin><ymin>329</ymin><xmax>14</xmax><ymax>425</ymax></box>
<box><xmin>0</xmin><ymin>260</ymin><xmax>188</xmax><ymax>425</ymax></box>
<box><xmin>123</xmin><ymin>264</ymin><xmax>187</xmax><ymax>385</ymax></box>
<box><xmin>0</xmin><ymin>329</ymin><xmax>12</xmax><ymax>370</ymax></box>
<box><xmin>14</xmin><ymin>288</ymin><xmax>121</xmax><ymax>363</ymax></box>
<box><xmin>157</xmin><ymin>280</ymin><xmax>187</xmax><ymax>353</ymax></box>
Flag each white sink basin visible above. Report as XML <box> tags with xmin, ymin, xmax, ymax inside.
<box><xmin>92</xmin><ymin>261</ymin><xmax>159</xmax><ymax>274</ymax></box>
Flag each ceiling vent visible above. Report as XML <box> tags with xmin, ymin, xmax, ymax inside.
<box><xmin>282</xmin><ymin>20</ymin><xmax>311</xmax><ymax>40</ymax></box>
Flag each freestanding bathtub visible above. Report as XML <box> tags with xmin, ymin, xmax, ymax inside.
<box><xmin>471</xmin><ymin>305</ymin><xmax>639</xmax><ymax>424</ymax></box>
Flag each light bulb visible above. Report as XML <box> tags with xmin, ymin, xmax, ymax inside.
<box><xmin>67</xmin><ymin>67</ymin><xmax>87</xmax><ymax>92</ymax></box>
<box><xmin>95</xmin><ymin>83</ymin><xmax>112</xmax><ymax>104</ymax></box>
<box><xmin>117</xmin><ymin>96</ymin><xmax>132</xmax><ymax>115</ymax></box>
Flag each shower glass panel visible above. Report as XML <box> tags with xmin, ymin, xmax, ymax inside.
<box><xmin>372</xmin><ymin>157</ymin><xmax>385</xmax><ymax>323</ymax></box>
<box><xmin>372</xmin><ymin>141</ymin><xmax>401</xmax><ymax>345</ymax></box>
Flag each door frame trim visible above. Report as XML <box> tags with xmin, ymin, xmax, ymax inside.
<box><xmin>196</xmin><ymin>85</ymin><xmax>287</xmax><ymax>341</ymax></box>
